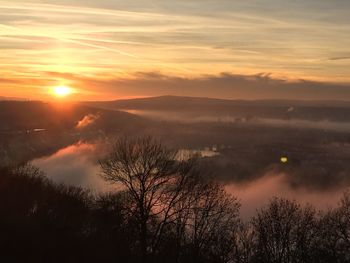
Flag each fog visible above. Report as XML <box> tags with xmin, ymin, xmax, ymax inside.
<box><xmin>76</xmin><ymin>114</ymin><xmax>100</xmax><ymax>129</ymax></box>
<box><xmin>258</xmin><ymin>118</ymin><xmax>350</xmax><ymax>132</ymax></box>
<box><xmin>226</xmin><ymin>173</ymin><xmax>346</xmax><ymax>218</ymax></box>
<box><xmin>33</xmin><ymin>142</ymin><xmax>348</xmax><ymax>219</ymax></box>
<box><xmin>123</xmin><ymin>109</ymin><xmax>350</xmax><ymax>132</ymax></box>
<box><xmin>33</xmin><ymin>143</ymin><xmax>220</xmax><ymax>189</ymax></box>
<box><xmin>32</xmin><ymin>143</ymin><xmax>116</xmax><ymax>192</ymax></box>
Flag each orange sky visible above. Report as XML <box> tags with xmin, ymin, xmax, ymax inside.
<box><xmin>0</xmin><ymin>0</ymin><xmax>350</xmax><ymax>100</ymax></box>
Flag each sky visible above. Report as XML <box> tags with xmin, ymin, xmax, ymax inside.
<box><xmin>0</xmin><ymin>0</ymin><xmax>350</xmax><ymax>100</ymax></box>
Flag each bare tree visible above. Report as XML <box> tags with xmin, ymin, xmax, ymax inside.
<box><xmin>334</xmin><ymin>191</ymin><xmax>350</xmax><ymax>252</ymax></box>
<box><xmin>231</xmin><ymin>222</ymin><xmax>255</xmax><ymax>263</ymax></box>
<box><xmin>99</xmin><ymin>137</ymin><xmax>196</xmax><ymax>261</ymax></box>
<box><xmin>317</xmin><ymin>191</ymin><xmax>350</xmax><ymax>262</ymax></box>
<box><xmin>172</xmin><ymin>178</ymin><xmax>241</xmax><ymax>263</ymax></box>
<box><xmin>251</xmin><ymin>198</ymin><xmax>317</xmax><ymax>263</ymax></box>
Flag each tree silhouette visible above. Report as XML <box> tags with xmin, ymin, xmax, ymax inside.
<box><xmin>100</xmin><ymin>137</ymin><xmax>198</xmax><ymax>261</ymax></box>
<box><xmin>251</xmin><ymin>198</ymin><xmax>317</xmax><ymax>263</ymax></box>
<box><xmin>172</xmin><ymin>178</ymin><xmax>241</xmax><ymax>262</ymax></box>
<box><xmin>1</xmin><ymin>141</ymin><xmax>350</xmax><ymax>262</ymax></box>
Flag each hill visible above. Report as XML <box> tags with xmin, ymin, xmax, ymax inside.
<box><xmin>0</xmin><ymin>101</ymin><xmax>147</xmax><ymax>164</ymax></box>
<box><xmin>0</xmin><ymin>101</ymin><xmax>143</xmax><ymax>131</ymax></box>
<box><xmin>0</xmin><ymin>96</ymin><xmax>26</xmax><ymax>101</ymax></box>
<box><xmin>86</xmin><ymin>95</ymin><xmax>350</xmax><ymax>122</ymax></box>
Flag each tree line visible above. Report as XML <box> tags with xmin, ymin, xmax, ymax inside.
<box><xmin>0</xmin><ymin>137</ymin><xmax>349</xmax><ymax>262</ymax></box>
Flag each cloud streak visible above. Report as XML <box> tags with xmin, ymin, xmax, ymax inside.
<box><xmin>56</xmin><ymin>71</ymin><xmax>350</xmax><ymax>101</ymax></box>
<box><xmin>0</xmin><ymin>0</ymin><xmax>350</xmax><ymax>99</ymax></box>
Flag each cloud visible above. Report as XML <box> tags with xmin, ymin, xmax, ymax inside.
<box><xmin>329</xmin><ymin>56</ymin><xmax>350</xmax><ymax>61</ymax></box>
<box><xmin>1</xmin><ymin>70</ymin><xmax>350</xmax><ymax>100</ymax></box>
<box><xmin>56</xmin><ymin>71</ymin><xmax>350</xmax><ymax>101</ymax></box>
<box><xmin>1</xmin><ymin>0</ymin><xmax>350</xmax><ymax>92</ymax></box>
<box><xmin>76</xmin><ymin>114</ymin><xmax>100</xmax><ymax>129</ymax></box>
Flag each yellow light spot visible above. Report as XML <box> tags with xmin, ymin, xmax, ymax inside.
<box><xmin>52</xmin><ymin>86</ymin><xmax>72</xmax><ymax>97</ymax></box>
<box><xmin>280</xmin><ymin>157</ymin><xmax>288</xmax><ymax>163</ymax></box>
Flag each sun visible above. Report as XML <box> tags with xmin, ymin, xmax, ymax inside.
<box><xmin>53</xmin><ymin>86</ymin><xmax>72</xmax><ymax>97</ymax></box>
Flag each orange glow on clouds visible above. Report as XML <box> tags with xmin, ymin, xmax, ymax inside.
<box><xmin>0</xmin><ymin>1</ymin><xmax>349</xmax><ymax>100</ymax></box>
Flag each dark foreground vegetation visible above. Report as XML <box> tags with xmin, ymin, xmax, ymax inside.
<box><xmin>1</xmin><ymin>137</ymin><xmax>350</xmax><ymax>263</ymax></box>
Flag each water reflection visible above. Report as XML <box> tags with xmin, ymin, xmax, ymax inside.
<box><xmin>178</xmin><ymin>148</ymin><xmax>220</xmax><ymax>159</ymax></box>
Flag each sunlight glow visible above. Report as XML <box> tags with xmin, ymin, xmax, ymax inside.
<box><xmin>53</xmin><ymin>86</ymin><xmax>72</xmax><ymax>97</ymax></box>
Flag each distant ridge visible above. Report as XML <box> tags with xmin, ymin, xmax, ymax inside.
<box><xmin>87</xmin><ymin>95</ymin><xmax>350</xmax><ymax>108</ymax></box>
<box><xmin>0</xmin><ymin>96</ymin><xmax>27</xmax><ymax>101</ymax></box>
<box><xmin>0</xmin><ymin>100</ymin><xmax>145</xmax><ymax>131</ymax></box>
<box><xmin>84</xmin><ymin>95</ymin><xmax>350</xmax><ymax>123</ymax></box>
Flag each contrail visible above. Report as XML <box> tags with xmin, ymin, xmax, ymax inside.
<box><xmin>56</xmin><ymin>37</ymin><xmax>139</xmax><ymax>58</ymax></box>
<box><xmin>0</xmin><ymin>1</ymin><xmax>170</xmax><ymax>19</ymax></box>
<box><xmin>0</xmin><ymin>24</ymin><xmax>138</xmax><ymax>58</ymax></box>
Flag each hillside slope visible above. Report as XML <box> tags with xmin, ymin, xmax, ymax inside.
<box><xmin>86</xmin><ymin>96</ymin><xmax>350</xmax><ymax>122</ymax></box>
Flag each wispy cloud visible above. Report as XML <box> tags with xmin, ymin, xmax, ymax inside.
<box><xmin>329</xmin><ymin>56</ymin><xmax>350</xmax><ymax>61</ymax></box>
<box><xmin>41</xmin><ymin>71</ymin><xmax>350</xmax><ymax>101</ymax></box>
<box><xmin>0</xmin><ymin>0</ymin><xmax>349</xmax><ymax>99</ymax></box>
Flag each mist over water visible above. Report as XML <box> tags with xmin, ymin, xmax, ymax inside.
<box><xmin>226</xmin><ymin>174</ymin><xmax>346</xmax><ymax>219</ymax></box>
<box><xmin>33</xmin><ymin>143</ymin><xmax>220</xmax><ymax>190</ymax></box>
<box><xmin>32</xmin><ymin>143</ymin><xmax>114</xmax><ymax>192</ymax></box>
<box><xmin>123</xmin><ymin>109</ymin><xmax>350</xmax><ymax>132</ymax></box>
<box><xmin>33</xmin><ymin>142</ymin><xmax>347</xmax><ymax>218</ymax></box>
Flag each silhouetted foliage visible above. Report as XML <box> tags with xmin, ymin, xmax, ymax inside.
<box><xmin>99</xmin><ymin>137</ymin><xmax>228</xmax><ymax>262</ymax></box>
<box><xmin>315</xmin><ymin>191</ymin><xmax>350</xmax><ymax>262</ymax></box>
<box><xmin>251</xmin><ymin>198</ymin><xmax>318</xmax><ymax>263</ymax></box>
<box><xmin>0</xmin><ymin>165</ymin><xmax>91</xmax><ymax>262</ymax></box>
<box><xmin>1</xmin><ymin>137</ymin><xmax>350</xmax><ymax>262</ymax></box>
<box><xmin>173</xmin><ymin>178</ymin><xmax>241</xmax><ymax>263</ymax></box>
